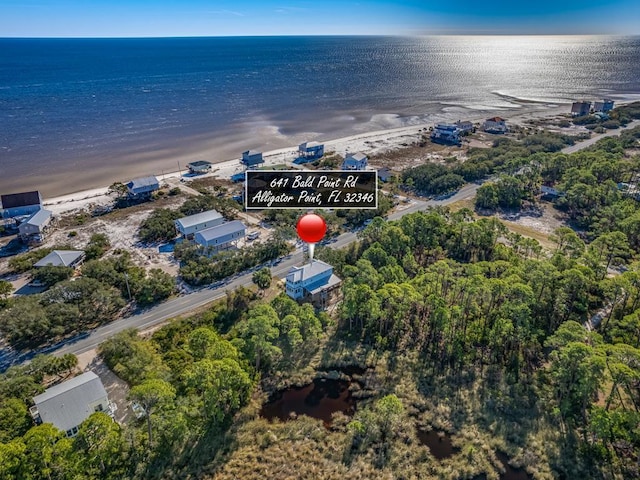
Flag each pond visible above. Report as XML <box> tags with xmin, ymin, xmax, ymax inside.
<box><xmin>260</xmin><ymin>377</ymin><xmax>356</xmax><ymax>427</ymax></box>
<box><xmin>416</xmin><ymin>428</ymin><xmax>460</xmax><ymax>460</ymax></box>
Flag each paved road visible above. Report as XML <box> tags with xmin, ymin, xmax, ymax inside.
<box><xmin>0</xmin><ymin>184</ymin><xmax>480</xmax><ymax>368</ymax></box>
<box><xmin>561</xmin><ymin>119</ymin><xmax>640</xmax><ymax>154</ymax></box>
<box><xmin>4</xmin><ymin>121</ymin><xmax>629</xmax><ymax>368</ymax></box>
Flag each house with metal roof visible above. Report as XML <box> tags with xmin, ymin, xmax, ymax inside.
<box><xmin>1</xmin><ymin>191</ymin><xmax>43</xmax><ymax>218</ymax></box>
<box><xmin>175</xmin><ymin>209</ymin><xmax>224</xmax><ymax>238</ymax></box>
<box><xmin>18</xmin><ymin>209</ymin><xmax>52</xmax><ymax>242</ymax></box>
<box><xmin>126</xmin><ymin>176</ymin><xmax>159</xmax><ymax>197</ymax></box>
<box><xmin>341</xmin><ymin>152</ymin><xmax>368</xmax><ymax>170</ymax></box>
<box><xmin>34</xmin><ymin>250</ymin><xmax>85</xmax><ymax>269</ymax></box>
<box><xmin>187</xmin><ymin>161</ymin><xmax>213</xmax><ymax>174</ymax></box>
<box><xmin>30</xmin><ymin>371</ymin><xmax>113</xmax><ymax>437</ymax></box>
<box><xmin>286</xmin><ymin>259</ymin><xmax>342</xmax><ymax>308</ymax></box>
<box><xmin>295</xmin><ymin>141</ymin><xmax>325</xmax><ymax>164</ymax></box>
<box><xmin>194</xmin><ymin>220</ymin><xmax>246</xmax><ymax>252</ymax></box>
<box><xmin>377</xmin><ymin>167</ymin><xmax>395</xmax><ymax>183</ymax></box>
<box><xmin>241</xmin><ymin>150</ymin><xmax>264</xmax><ymax>167</ymax></box>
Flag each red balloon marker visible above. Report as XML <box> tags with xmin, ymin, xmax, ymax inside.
<box><xmin>296</xmin><ymin>213</ymin><xmax>326</xmax><ymax>261</ymax></box>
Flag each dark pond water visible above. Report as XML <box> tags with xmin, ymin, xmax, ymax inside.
<box><xmin>496</xmin><ymin>451</ymin><xmax>532</xmax><ymax>480</ymax></box>
<box><xmin>416</xmin><ymin>429</ymin><xmax>460</xmax><ymax>460</ymax></box>
<box><xmin>260</xmin><ymin>378</ymin><xmax>355</xmax><ymax>427</ymax></box>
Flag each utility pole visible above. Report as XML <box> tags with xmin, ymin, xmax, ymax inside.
<box><xmin>124</xmin><ymin>272</ymin><xmax>132</xmax><ymax>301</ymax></box>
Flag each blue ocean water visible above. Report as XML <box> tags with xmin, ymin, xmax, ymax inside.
<box><xmin>1</xmin><ymin>36</ymin><xmax>639</xmax><ymax>196</ymax></box>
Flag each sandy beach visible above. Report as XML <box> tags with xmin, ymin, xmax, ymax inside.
<box><xmin>33</xmin><ymin>100</ymin><xmax>586</xmax><ymax>216</ymax></box>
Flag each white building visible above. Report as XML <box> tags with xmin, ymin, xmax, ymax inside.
<box><xmin>18</xmin><ymin>209</ymin><xmax>52</xmax><ymax>241</ymax></box>
<box><xmin>483</xmin><ymin>117</ymin><xmax>508</xmax><ymax>134</ymax></box>
<box><xmin>30</xmin><ymin>371</ymin><xmax>113</xmax><ymax>437</ymax></box>
<box><xmin>175</xmin><ymin>209</ymin><xmax>224</xmax><ymax>238</ymax></box>
<box><xmin>194</xmin><ymin>220</ymin><xmax>246</xmax><ymax>252</ymax></box>
<box><xmin>286</xmin><ymin>260</ymin><xmax>342</xmax><ymax>308</ymax></box>
<box><xmin>341</xmin><ymin>152</ymin><xmax>368</xmax><ymax>170</ymax></box>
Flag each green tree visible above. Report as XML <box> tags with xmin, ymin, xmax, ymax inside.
<box><xmin>74</xmin><ymin>412</ymin><xmax>127</xmax><ymax>477</ymax></box>
<box><xmin>237</xmin><ymin>304</ymin><xmax>281</xmax><ymax>371</ymax></box>
<box><xmin>252</xmin><ymin>267</ymin><xmax>272</xmax><ymax>292</ymax></box>
<box><xmin>0</xmin><ymin>280</ymin><xmax>12</xmax><ymax>300</ymax></box>
<box><xmin>85</xmin><ymin>233</ymin><xmax>111</xmax><ymax>260</ymax></box>
<box><xmin>0</xmin><ymin>398</ymin><xmax>31</xmax><ymax>443</ymax></box>
<box><xmin>32</xmin><ymin>265</ymin><xmax>74</xmax><ymax>287</ymax></box>
<box><xmin>475</xmin><ymin>183</ymin><xmax>499</xmax><ymax>210</ymax></box>
<box><xmin>0</xmin><ymin>440</ymin><xmax>26</xmax><ymax>480</ymax></box>
<box><xmin>129</xmin><ymin>379</ymin><xmax>176</xmax><ymax>445</ymax></box>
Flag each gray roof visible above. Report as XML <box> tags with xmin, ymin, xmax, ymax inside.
<box><xmin>287</xmin><ymin>259</ymin><xmax>333</xmax><ymax>283</ymax></box>
<box><xmin>196</xmin><ymin>220</ymin><xmax>246</xmax><ymax>242</ymax></box>
<box><xmin>346</xmin><ymin>152</ymin><xmax>367</xmax><ymax>162</ymax></box>
<box><xmin>22</xmin><ymin>209</ymin><xmax>52</xmax><ymax>227</ymax></box>
<box><xmin>176</xmin><ymin>210</ymin><xmax>222</xmax><ymax>230</ymax></box>
<box><xmin>187</xmin><ymin>160</ymin><xmax>212</xmax><ymax>167</ymax></box>
<box><xmin>34</xmin><ymin>250</ymin><xmax>84</xmax><ymax>268</ymax></box>
<box><xmin>300</xmin><ymin>141</ymin><xmax>323</xmax><ymax>149</ymax></box>
<box><xmin>307</xmin><ymin>273</ymin><xmax>342</xmax><ymax>295</ymax></box>
<box><xmin>128</xmin><ymin>176</ymin><xmax>159</xmax><ymax>189</ymax></box>
<box><xmin>243</xmin><ymin>150</ymin><xmax>262</xmax><ymax>157</ymax></box>
<box><xmin>33</xmin><ymin>371</ymin><xmax>108</xmax><ymax>432</ymax></box>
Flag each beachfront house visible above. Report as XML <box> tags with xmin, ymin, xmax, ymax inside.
<box><xmin>455</xmin><ymin>120</ymin><xmax>474</xmax><ymax>133</ymax></box>
<box><xmin>127</xmin><ymin>176</ymin><xmax>159</xmax><ymax>198</ymax></box>
<box><xmin>483</xmin><ymin>117</ymin><xmax>508</xmax><ymax>134</ymax></box>
<box><xmin>175</xmin><ymin>209</ymin><xmax>224</xmax><ymax>238</ymax></box>
<box><xmin>187</xmin><ymin>161</ymin><xmax>213</xmax><ymax>175</ymax></box>
<box><xmin>285</xmin><ymin>259</ymin><xmax>342</xmax><ymax>309</ymax></box>
<box><xmin>1</xmin><ymin>191</ymin><xmax>43</xmax><ymax>218</ymax></box>
<box><xmin>430</xmin><ymin>124</ymin><xmax>461</xmax><ymax>146</ymax></box>
<box><xmin>18</xmin><ymin>209</ymin><xmax>52</xmax><ymax>242</ymax></box>
<box><xmin>571</xmin><ymin>101</ymin><xmax>591</xmax><ymax>117</ymax></box>
<box><xmin>34</xmin><ymin>250</ymin><xmax>85</xmax><ymax>269</ymax></box>
<box><xmin>194</xmin><ymin>220</ymin><xmax>246</xmax><ymax>253</ymax></box>
<box><xmin>296</xmin><ymin>141</ymin><xmax>324</xmax><ymax>163</ymax></box>
<box><xmin>341</xmin><ymin>152</ymin><xmax>368</xmax><ymax>170</ymax></box>
<box><xmin>594</xmin><ymin>99</ymin><xmax>615</xmax><ymax>113</ymax></box>
<box><xmin>241</xmin><ymin>150</ymin><xmax>264</xmax><ymax>167</ymax></box>
<box><xmin>30</xmin><ymin>371</ymin><xmax>113</xmax><ymax>438</ymax></box>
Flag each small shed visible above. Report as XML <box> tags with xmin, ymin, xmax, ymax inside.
<box><xmin>187</xmin><ymin>161</ymin><xmax>212</xmax><ymax>174</ymax></box>
<box><xmin>127</xmin><ymin>176</ymin><xmax>159</xmax><ymax>197</ymax></box>
<box><xmin>18</xmin><ymin>209</ymin><xmax>52</xmax><ymax>240</ymax></box>
<box><xmin>194</xmin><ymin>220</ymin><xmax>246</xmax><ymax>252</ymax></box>
<box><xmin>377</xmin><ymin>167</ymin><xmax>395</xmax><ymax>183</ymax></box>
<box><xmin>34</xmin><ymin>250</ymin><xmax>85</xmax><ymax>269</ymax></box>
<box><xmin>1</xmin><ymin>191</ymin><xmax>43</xmax><ymax>218</ymax></box>
<box><xmin>241</xmin><ymin>150</ymin><xmax>264</xmax><ymax>167</ymax></box>
<box><xmin>175</xmin><ymin>209</ymin><xmax>224</xmax><ymax>238</ymax></box>
<box><xmin>341</xmin><ymin>152</ymin><xmax>368</xmax><ymax>170</ymax></box>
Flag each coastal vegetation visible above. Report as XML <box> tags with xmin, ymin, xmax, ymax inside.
<box><xmin>1</xmin><ymin>107</ymin><xmax>639</xmax><ymax>478</ymax></box>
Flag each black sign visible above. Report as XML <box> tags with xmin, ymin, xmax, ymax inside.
<box><xmin>245</xmin><ymin>170</ymin><xmax>377</xmax><ymax>209</ymax></box>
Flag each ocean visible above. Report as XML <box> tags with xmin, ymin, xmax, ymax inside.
<box><xmin>1</xmin><ymin>35</ymin><xmax>639</xmax><ymax>197</ymax></box>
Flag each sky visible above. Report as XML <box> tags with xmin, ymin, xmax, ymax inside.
<box><xmin>1</xmin><ymin>0</ymin><xmax>639</xmax><ymax>37</ymax></box>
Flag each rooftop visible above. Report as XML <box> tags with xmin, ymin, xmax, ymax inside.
<box><xmin>22</xmin><ymin>209</ymin><xmax>52</xmax><ymax>227</ymax></box>
<box><xmin>287</xmin><ymin>259</ymin><xmax>333</xmax><ymax>283</ymax></box>
<box><xmin>300</xmin><ymin>141</ymin><xmax>323</xmax><ymax>149</ymax></box>
<box><xmin>188</xmin><ymin>160</ymin><xmax>212</xmax><ymax>167</ymax></box>
<box><xmin>128</xmin><ymin>176</ymin><xmax>159</xmax><ymax>189</ymax></box>
<box><xmin>307</xmin><ymin>273</ymin><xmax>342</xmax><ymax>295</ymax></box>
<box><xmin>345</xmin><ymin>152</ymin><xmax>367</xmax><ymax>162</ymax></box>
<box><xmin>34</xmin><ymin>250</ymin><xmax>84</xmax><ymax>268</ymax></box>
<box><xmin>196</xmin><ymin>220</ymin><xmax>246</xmax><ymax>242</ymax></box>
<box><xmin>243</xmin><ymin>150</ymin><xmax>262</xmax><ymax>156</ymax></box>
<box><xmin>176</xmin><ymin>209</ymin><xmax>222</xmax><ymax>230</ymax></box>
<box><xmin>33</xmin><ymin>371</ymin><xmax>108</xmax><ymax>432</ymax></box>
<box><xmin>486</xmin><ymin>117</ymin><xmax>506</xmax><ymax>122</ymax></box>
<box><xmin>1</xmin><ymin>191</ymin><xmax>42</xmax><ymax>209</ymax></box>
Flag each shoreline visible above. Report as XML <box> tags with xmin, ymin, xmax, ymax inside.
<box><xmin>35</xmin><ymin>99</ymin><xmax>626</xmax><ymax>215</ymax></box>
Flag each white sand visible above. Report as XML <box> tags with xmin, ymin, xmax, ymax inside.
<box><xmin>40</xmin><ymin>102</ymin><xmax>588</xmax><ymax>216</ymax></box>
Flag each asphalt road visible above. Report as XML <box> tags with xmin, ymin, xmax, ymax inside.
<box><xmin>5</xmin><ymin>120</ymin><xmax>633</xmax><ymax>368</ymax></box>
<box><xmin>0</xmin><ymin>183</ymin><xmax>478</xmax><ymax>367</ymax></box>
<box><xmin>561</xmin><ymin>119</ymin><xmax>640</xmax><ymax>154</ymax></box>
